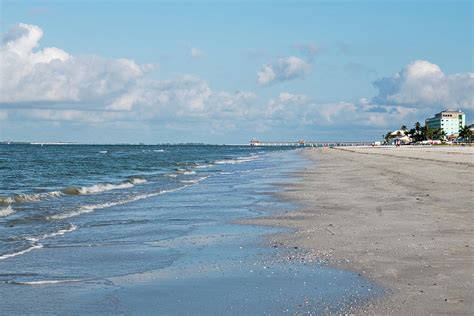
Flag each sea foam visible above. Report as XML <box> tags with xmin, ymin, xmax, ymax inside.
<box><xmin>62</xmin><ymin>182</ymin><xmax>134</xmax><ymax>195</ymax></box>
<box><xmin>0</xmin><ymin>205</ymin><xmax>14</xmax><ymax>217</ymax></box>
<box><xmin>50</xmin><ymin>185</ymin><xmax>191</xmax><ymax>220</ymax></box>
<box><xmin>0</xmin><ymin>191</ymin><xmax>62</xmax><ymax>204</ymax></box>
<box><xmin>214</xmin><ymin>155</ymin><xmax>260</xmax><ymax>165</ymax></box>
<box><xmin>10</xmin><ymin>279</ymin><xmax>81</xmax><ymax>285</ymax></box>
<box><xmin>0</xmin><ymin>244</ymin><xmax>43</xmax><ymax>261</ymax></box>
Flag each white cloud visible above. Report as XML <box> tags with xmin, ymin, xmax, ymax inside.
<box><xmin>373</xmin><ymin>60</ymin><xmax>474</xmax><ymax>109</ymax></box>
<box><xmin>0</xmin><ymin>23</ymin><xmax>252</xmax><ymax>122</ymax></box>
<box><xmin>0</xmin><ymin>23</ymin><xmax>271</xmax><ymax>128</ymax></box>
<box><xmin>190</xmin><ymin>47</ymin><xmax>205</xmax><ymax>58</ymax></box>
<box><xmin>257</xmin><ymin>56</ymin><xmax>311</xmax><ymax>85</ymax></box>
<box><xmin>0</xmin><ymin>23</ymin><xmax>153</xmax><ymax>107</ymax></box>
<box><xmin>255</xmin><ymin>93</ymin><xmax>418</xmax><ymax>130</ymax></box>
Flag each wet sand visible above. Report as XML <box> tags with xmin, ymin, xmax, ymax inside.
<box><xmin>248</xmin><ymin>146</ymin><xmax>473</xmax><ymax>314</ymax></box>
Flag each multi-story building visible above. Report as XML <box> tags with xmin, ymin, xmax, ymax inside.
<box><xmin>425</xmin><ymin>110</ymin><xmax>465</xmax><ymax>136</ymax></box>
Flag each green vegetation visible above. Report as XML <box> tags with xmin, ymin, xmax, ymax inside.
<box><xmin>384</xmin><ymin>122</ymin><xmax>449</xmax><ymax>144</ymax></box>
<box><xmin>459</xmin><ymin>126</ymin><xmax>472</xmax><ymax>141</ymax></box>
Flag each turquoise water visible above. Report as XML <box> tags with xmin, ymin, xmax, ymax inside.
<box><xmin>0</xmin><ymin>144</ymin><xmax>382</xmax><ymax>314</ymax></box>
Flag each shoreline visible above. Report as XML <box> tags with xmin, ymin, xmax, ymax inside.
<box><xmin>246</xmin><ymin>146</ymin><xmax>473</xmax><ymax>314</ymax></box>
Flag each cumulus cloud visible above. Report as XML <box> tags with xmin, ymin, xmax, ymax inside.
<box><xmin>257</xmin><ymin>56</ymin><xmax>311</xmax><ymax>85</ymax></box>
<box><xmin>373</xmin><ymin>60</ymin><xmax>474</xmax><ymax>109</ymax></box>
<box><xmin>0</xmin><ymin>23</ymin><xmax>155</xmax><ymax>108</ymax></box>
<box><xmin>255</xmin><ymin>92</ymin><xmax>419</xmax><ymax>130</ymax></box>
<box><xmin>0</xmin><ymin>23</ymin><xmax>253</xmax><ymax>123</ymax></box>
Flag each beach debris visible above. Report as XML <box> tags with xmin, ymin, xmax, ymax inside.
<box><xmin>445</xmin><ymin>297</ymin><xmax>464</xmax><ymax>303</ymax></box>
<box><xmin>325</xmin><ymin>226</ymin><xmax>336</xmax><ymax>235</ymax></box>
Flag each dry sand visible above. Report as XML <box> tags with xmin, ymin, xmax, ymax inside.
<box><xmin>249</xmin><ymin>146</ymin><xmax>473</xmax><ymax>315</ymax></box>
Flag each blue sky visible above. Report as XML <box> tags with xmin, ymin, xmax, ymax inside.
<box><xmin>1</xmin><ymin>0</ymin><xmax>472</xmax><ymax>143</ymax></box>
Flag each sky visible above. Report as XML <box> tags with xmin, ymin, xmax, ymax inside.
<box><xmin>0</xmin><ymin>0</ymin><xmax>473</xmax><ymax>144</ymax></box>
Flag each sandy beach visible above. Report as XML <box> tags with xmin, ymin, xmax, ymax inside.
<box><xmin>249</xmin><ymin>146</ymin><xmax>473</xmax><ymax>315</ymax></box>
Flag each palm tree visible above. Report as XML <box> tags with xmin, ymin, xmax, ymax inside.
<box><xmin>459</xmin><ymin>126</ymin><xmax>472</xmax><ymax>141</ymax></box>
<box><xmin>433</xmin><ymin>128</ymin><xmax>446</xmax><ymax>141</ymax></box>
<box><xmin>439</xmin><ymin>129</ymin><xmax>447</xmax><ymax>140</ymax></box>
<box><xmin>422</xmin><ymin>125</ymin><xmax>434</xmax><ymax>140</ymax></box>
<box><xmin>415</xmin><ymin>122</ymin><xmax>421</xmax><ymax>134</ymax></box>
<box><xmin>412</xmin><ymin>122</ymin><xmax>422</xmax><ymax>142</ymax></box>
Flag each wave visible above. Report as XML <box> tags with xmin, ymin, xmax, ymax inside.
<box><xmin>214</xmin><ymin>155</ymin><xmax>260</xmax><ymax>165</ymax></box>
<box><xmin>48</xmin><ymin>193</ymin><xmax>162</xmax><ymax>220</ymax></box>
<box><xmin>180</xmin><ymin>179</ymin><xmax>199</xmax><ymax>184</ymax></box>
<box><xmin>0</xmin><ymin>244</ymin><xmax>43</xmax><ymax>261</ymax></box>
<box><xmin>10</xmin><ymin>279</ymin><xmax>81</xmax><ymax>285</ymax></box>
<box><xmin>26</xmin><ymin>224</ymin><xmax>78</xmax><ymax>243</ymax></box>
<box><xmin>2</xmin><ymin>225</ymin><xmax>77</xmax><ymax>262</ymax></box>
<box><xmin>194</xmin><ymin>164</ymin><xmax>213</xmax><ymax>169</ymax></box>
<box><xmin>127</xmin><ymin>177</ymin><xmax>147</xmax><ymax>185</ymax></box>
<box><xmin>49</xmin><ymin>186</ymin><xmax>190</xmax><ymax>220</ymax></box>
<box><xmin>0</xmin><ymin>191</ymin><xmax>63</xmax><ymax>204</ymax></box>
<box><xmin>176</xmin><ymin>168</ymin><xmax>196</xmax><ymax>175</ymax></box>
<box><xmin>48</xmin><ymin>199</ymin><xmax>141</xmax><ymax>220</ymax></box>
<box><xmin>0</xmin><ymin>205</ymin><xmax>14</xmax><ymax>217</ymax></box>
<box><xmin>2</xmin><ymin>177</ymin><xmax>148</xmax><ymax>204</ymax></box>
<box><xmin>99</xmin><ymin>150</ymin><xmax>108</xmax><ymax>154</ymax></box>
<box><xmin>153</xmin><ymin>149</ymin><xmax>165</xmax><ymax>152</ymax></box>
<box><xmin>159</xmin><ymin>186</ymin><xmax>189</xmax><ymax>194</ymax></box>
<box><xmin>62</xmin><ymin>182</ymin><xmax>134</xmax><ymax>195</ymax></box>
<box><xmin>179</xmin><ymin>176</ymin><xmax>209</xmax><ymax>184</ymax></box>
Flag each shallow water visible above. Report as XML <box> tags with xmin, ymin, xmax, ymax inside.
<box><xmin>0</xmin><ymin>144</ymin><xmax>383</xmax><ymax>314</ymax></box>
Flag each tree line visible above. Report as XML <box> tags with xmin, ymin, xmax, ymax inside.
<box><xmin>384</xmin><ymin>122</ymin><xmax>472</xmax><ymax>143</ymax></box>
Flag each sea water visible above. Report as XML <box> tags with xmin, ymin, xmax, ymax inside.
<box><xmin>0</xmin><ymin>144</ymin><xmax>382</xmax><ymax>314</ymax></box>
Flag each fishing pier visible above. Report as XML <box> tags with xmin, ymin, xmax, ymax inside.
<box><xmin>249</xmin><ymin>139</ymin><xmax>371</xmax><ymax>147</ymax></box>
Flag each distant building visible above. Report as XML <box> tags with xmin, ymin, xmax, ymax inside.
<box><xmin>425</xmin><ymin>110</ymin><xmax>465</xmax><ymax>136</ymax></box>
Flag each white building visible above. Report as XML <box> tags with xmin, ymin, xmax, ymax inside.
<box><xmin>425</xmin><ymin>110</ymin><xmax>465</xmax><ymax>136</ymax></box>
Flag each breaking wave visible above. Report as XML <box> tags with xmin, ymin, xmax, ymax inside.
<box><xmin>176</xmin><ymin>169</ymin><xmax>196</xmax><ymax>175</ymax></box>
<box><xmin>1</xmin><ymin>178</ymin><xmax>148</xmax><ymax>204</ymax></box>
<box><xmin>49</xmin><ymin>186</ymin><xmax>189</xmax><ymax>220</ymax></box>
<box><xmin>10</xmin><ymin>279</ymin><xmax>81</xmax><ymax>285</ymax></box>
<box><xmin>127</xmin><ymin>177</ymin><xmax>147</xmax><ymax>185</ymax></box>
<box><xmin>0</xmin><ymin>244</ymin><xmax>43</xmax><ymax>261</ymax></box>
<box><xmin>0</xmin><ymin>205</ymin><xmax>14</xmax><ymax>218</ymax></box>
<box><xmin>62</xmin><ymin>182</ymin><xmax>134</xmax><ymax>195</ymax></box>
<box><xmin>0</xmin><ymin>191</ymin><xmax>63</xmax><ymax>204</ymax></box>
<box><xmin>1</xmin><ymin>224</ymin><xmax>77</xmax><ymax>262</ymax></box>
<box><xmin>179</xmin><ymin>176</ymin><xmax>209</xmax><ymax>184</ymax></box>
<box><xmin>194</xmin><ymin>164</ymin><xmax>213</xmax><ymax>169</ymax></box>
<box><xmin>26</xmin><ymin>224</ymin><xmax>78</xmax><ymax>242</ymax></box>
<box><xmin>214</xmin><ymin>155</ymin><xmax>260</xmax><ymax>165</ymax></box>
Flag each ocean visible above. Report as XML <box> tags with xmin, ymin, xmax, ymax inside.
<box><xmin>0</xmin><ymin>144</ymin><xmax>381</xmax><ymax>314</ymax></box>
